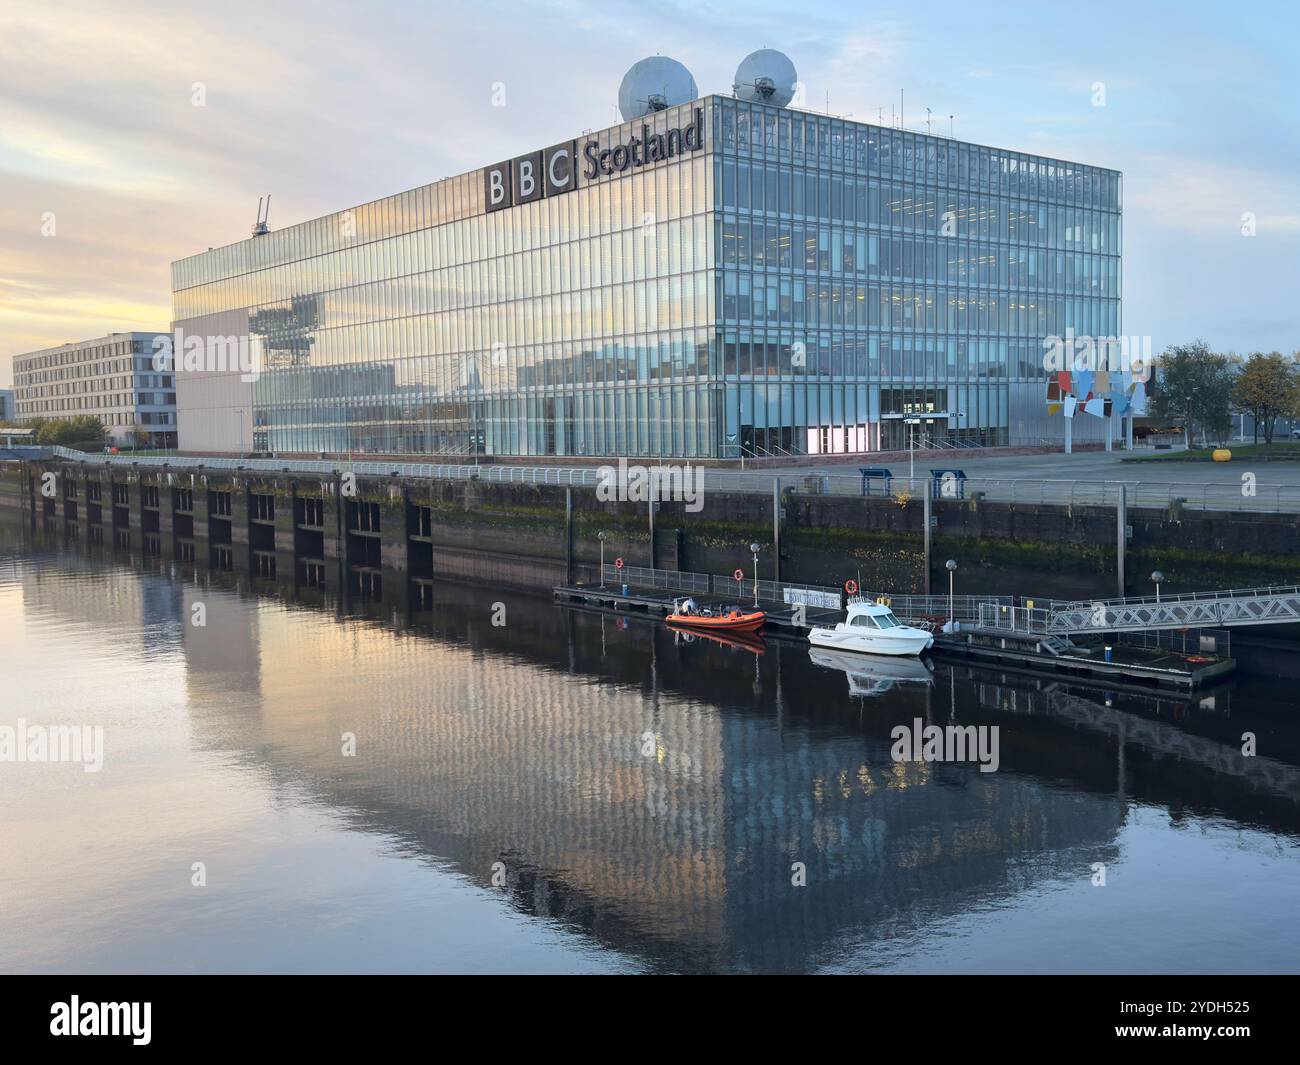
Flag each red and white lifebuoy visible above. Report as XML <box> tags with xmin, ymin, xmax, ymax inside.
<box><xmin>844</xmin><ymin>579</ymin><xmax>859</xmax><ymax>595</ymax></box>
<box><xmin>614</xmin><ymin>557</ymin><xmax>625</xmax><ymax>570</ymax></box>
<box><xmin>733</xmin><ymin>568</ymin><xmax>745</xmax><ymax>582</ymax></box>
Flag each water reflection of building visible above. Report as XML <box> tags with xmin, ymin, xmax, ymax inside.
<box><xmin>173</xmin><ymin>586</ymin><xmax>1128</xmax><ymax>972</ymax></box>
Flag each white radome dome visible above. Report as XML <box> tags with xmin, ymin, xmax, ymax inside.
<box><xmin>618</xmin><ymin>56</ymin><xmax>698</xmax><ymax>122</ymax></box>
<box><xmin>733</xmin><ymin>49</ymin><xmax>798</xmax><ymax>108</ymax></box>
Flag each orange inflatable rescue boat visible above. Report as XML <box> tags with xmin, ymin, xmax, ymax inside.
<box><xmin>665</xmin><ymin>597</ymin><xmax>766</xmax><ymax>633</ymax></box>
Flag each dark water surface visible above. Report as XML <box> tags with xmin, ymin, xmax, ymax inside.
<box><xmin>2</xmin><ymin>519</ymin><xmax>1299</xmax><ymax>974</ymax></box>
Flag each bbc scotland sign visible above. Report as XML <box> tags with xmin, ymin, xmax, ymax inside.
<box><xmin>485</xmin><ymin>107</ymin><xmax>704</xmax><ymax>213</ymax></box>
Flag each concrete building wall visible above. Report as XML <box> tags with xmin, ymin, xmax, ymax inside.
<box><xmin>174</xmin><ymin>309</ymin><xmax>255</xmax><ymax>453</ymax></box>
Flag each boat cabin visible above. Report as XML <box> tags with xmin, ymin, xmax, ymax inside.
<box><xmin>844</xmin><ymin>602</ymin><xmax>907</xmax><ymax>629</ymax></box>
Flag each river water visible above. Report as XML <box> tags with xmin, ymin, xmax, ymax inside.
<box><xmin>2</xmin><ymin>517</ymin><xmax>1298</xmax><ymax>974</ymax></box>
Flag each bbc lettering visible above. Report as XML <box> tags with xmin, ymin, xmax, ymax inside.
<box><xmin>484</xmin><ymin>108</ymin><xmax>703</xmax><ymax>214</ymax></box>
<box><xmin>486</xmin><ymin>142</ymin><xmax>574</xmax><ymax>213</ymax></box>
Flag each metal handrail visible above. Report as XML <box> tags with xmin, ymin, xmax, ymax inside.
<box><xmin>28</xmin><ymin>449</ymin><xmax>1300</xmax><ymax>515</ymax></box>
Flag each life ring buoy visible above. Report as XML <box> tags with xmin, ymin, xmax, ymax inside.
<box><xmin>733</xmin><ymin>568</ymin><xmax>745</xmax><ymax>581</ymax></box>
<box><xmin>844</xmin><ymin>579</ymin><xmax>858</xmax><ymax>595</ymax></box>
<box><xmin>614</xmin><ymin>557</ymin><xmax>624</xmax><ymax>569</ymax></box>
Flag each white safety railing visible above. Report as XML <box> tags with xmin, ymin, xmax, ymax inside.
<box><xmin>598</xmin><ymin>564</ymin><xmax>841</xmax><ymax>607</ymax></box>
<box><xmin>33</xmin><ymin>447</ymin><xmax>1300</xmax><ymax>514</ymax></box>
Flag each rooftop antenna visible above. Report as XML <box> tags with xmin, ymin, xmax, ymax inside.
<box><xmin>251</xmin><ymin>195</ymin><xmax>271</xmax><ymax>237</ymax></box>
<box><xmin>926</xmin><ymin>107</ymin><xmax>932</xmax><ymax>134</ymax></box>
<box><xmin>949</xmin><ymin>114</ymin><xmax>954</xmax><ymax>138</ymax></box>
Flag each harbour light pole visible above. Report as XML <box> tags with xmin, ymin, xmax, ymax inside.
<box><xmin>749</xmin><ymin>541</ymin><xmax>762</xmax><ymax>607</ymax></box>
<box><xmin>1151</xmin><ymin>569</ymin><xmax>1164</xmax><ymax>604</ymax></box>
<box><xmin>598</xmin><ymin>531</ymin><xmax>607</xmax><ymax>588</ymax></box>
<box><xmin>945</xmin><ymin>559</ymin><xmax>957</xmax><ymax>631</ymax></box>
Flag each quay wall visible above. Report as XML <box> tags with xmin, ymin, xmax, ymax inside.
<box><xmin>3</xmin><ymin>458</ymin><xmax>1299</xmax><ymax>603</ymax></box>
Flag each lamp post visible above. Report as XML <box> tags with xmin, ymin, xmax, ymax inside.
<box><xmin>598</xmin><ymin>531</ymin><xmax>607</xmax><ymax>588</ymax></box>
<box><xmin>906</xmin><ymin>416</ymin><xmax>921</xmax><ymax>482</ymax></box>
<box><xmin>1151</xmin><ymin>569</ymin><xmax>1164</xmax><ymax>604</ymax></box>
<box><xmin>749</xmin><ymin>541</ymin><xmax>762</xmax><ymax>607</ymax></box>
<box><xmin>945</xmin><ymin>559</ymin><xmax>958</xmax><ymax>631</ymax></box>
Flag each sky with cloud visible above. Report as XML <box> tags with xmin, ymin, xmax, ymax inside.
<box><xmin>1</xmin><ymin>0</ymin><xmax>1296</xmax><ymax>387</ymax></box>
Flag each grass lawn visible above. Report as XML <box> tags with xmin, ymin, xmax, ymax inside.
<box><xmin>1123</xmin><ymin>441</ymin><xmax>1300</xmax><ymax>462</ymax></box>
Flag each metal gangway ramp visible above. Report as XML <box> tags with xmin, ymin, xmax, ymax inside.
<box><xmin>976</xmin><ymin>584</ymin><xmax>1300</xmax><ymax>636</ymax></box>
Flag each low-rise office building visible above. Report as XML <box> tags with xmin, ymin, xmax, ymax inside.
<box><xmin>10</xmin><ymin>332</ymin><xmax>177</xmax><ymax>447</ymax></box>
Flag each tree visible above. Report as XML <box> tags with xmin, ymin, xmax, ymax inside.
<box><xmin>1232</xmin><ymin>352</ymin><xmax>1297</xmax><ymax>444</ymax></box>
<box><xmin>1150</xmin><ymin>341</ymin><xmax>1235</xmax><ymax>448</ymax></box>
<box><xmin>32</xmin><ymin>415</ymin><xmax>106</xmax><ymax>450</ymax></box>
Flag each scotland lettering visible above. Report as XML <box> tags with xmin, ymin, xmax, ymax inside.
<box><xmin>582</xmin><ymin>107</ymin><xmax>704</xmax><ymax>177</ymax></box>
<box><xmin>486</xmin><ymin>108</ymin><xmax>703</xmax><ymax>213</ymax></box>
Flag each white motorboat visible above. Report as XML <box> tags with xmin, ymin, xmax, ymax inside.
<box><xmin>807</xmin><ymin>600</ymin><xmax>934</xmax><ymax>657</ymax></box>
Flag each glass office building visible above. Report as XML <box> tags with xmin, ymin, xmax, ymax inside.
<box><xmin>172</xmin><ymin>96</ymin><xmax>1120</xmax><ymax>459</ymax></box>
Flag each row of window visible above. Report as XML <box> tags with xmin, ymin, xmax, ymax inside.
<box><xmin>718</xmin><ymin>98</ymin><xmax>1119</xmax><ymax>209</ymax></box>
<box><xmin>719</xmin><ymin>165</ymin><xmax>1118</xmax><ymax>251</ymax></box>
<box><xmin>720</xmin><ymin>224</ymin><xmax>1118</xmax><ymax>295</ymax></box>
<box><xmin>245</xmin><ymin>329</ymin><xmax>1096</xmax><ymax>413</ymax></box>
<box><xmin>216</xmin><ymin>279</ymin><xmax>1122</xmax><ymax>399</ymax></box>
<box><xmin>249</xmin><ymin>377</ymin><xmax>1016</xmax><ymax>459</ymax></box>
<box><xmin>14</xmin><ymin>402</ymin><xmax>174</xmax><ymax>424</ymax></box>
<box><xmin>718</xmin><ymin>334</ymin><xmax>1069</xmax><ymax>382</ymax></box>
<box><xmin>233</xmin><ymin>273</ymin><xmax>716</xmax><ymax>374</ymax></box>
<box><xmin>18</xmin><ymin>378</ymin><xmax>174</xmax><ymax>399</ymax></box>
<box><xmin>17</xmin><ymin>392</ymin><xmax>175</xmax><ymax>409</ymax></box>
<box><xmin>179</xmin><ymin>213</ymin><xmax>713</xmax><ymax>325</ymax></box>
<box><xmin>13</xmin><ymin>337</ymin><xmax>148</xmax><ymax>370</ymax></box>
<box><xmin>720</xmin><ymin>277</ymin><xmax>1119</xmax><ymax>337</ymax></box>
<box><xmin>15</xmin><ymin>354</ymin><xmax>164</xmax><ymax>388</ymax></box>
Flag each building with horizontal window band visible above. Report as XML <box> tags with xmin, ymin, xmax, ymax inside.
<box><xmin>11</xmin><ymin>332</ymin><xmax>178</xmax><ymax>447</ymax></box>
<box><xmin>171</xmin><ymin>95</ymin><xmax>1120</xmax><ymax>459</ymax></box>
